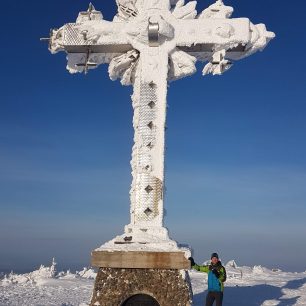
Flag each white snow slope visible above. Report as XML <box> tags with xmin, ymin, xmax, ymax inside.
<box><xmin>1</xmin><ymin>259</ymin><xmax>306</xmax><ymax>306</ymax></box>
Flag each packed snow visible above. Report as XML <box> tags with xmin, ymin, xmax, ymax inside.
<box><xmin>1</xmin><ymin>259</ymin><xmax>306</xmax><ymax>306</ymax></box>
<box><xmin>96</xmin><ymin>233</ymin><xmax>192</xmax><ymax>259</ymax></box>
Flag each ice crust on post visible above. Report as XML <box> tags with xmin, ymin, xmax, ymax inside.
<box><xmin>46</xmin><ymin>0</ymin><xmax>274</xmax><ymax>253</ymax></box>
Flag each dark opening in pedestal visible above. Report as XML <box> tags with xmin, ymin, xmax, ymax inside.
<box><xmin>122</xmin><ymin>294</ymin><xmax>159</xmax><ymax>306</ymax></box>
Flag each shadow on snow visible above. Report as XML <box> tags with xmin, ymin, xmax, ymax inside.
<box><xmin>193</xmin><ymin>277</ymin><xmax>306</xmax><ymax>306</ymax></box>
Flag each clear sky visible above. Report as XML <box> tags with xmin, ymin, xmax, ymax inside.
<box><xmin>1</xmin><ymin>0</ymin><xmax>305</xmax><ymax>273</ymax></box>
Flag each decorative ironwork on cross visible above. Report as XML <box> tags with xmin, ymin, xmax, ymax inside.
<box><xmin>43</xmin><ymin>0</ymin><xmax>274</xmax><ymax>245</ymax></box>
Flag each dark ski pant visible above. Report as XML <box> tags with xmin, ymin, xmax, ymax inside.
<box><xmin>205</xmin><ymin>291</ymin><xmax>223</xmax><ymax>306</ymax></box>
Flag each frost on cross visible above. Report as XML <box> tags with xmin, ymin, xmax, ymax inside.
<box><xmin>45</xmin><ymin>0</ymin><xmax>274</xmax><ymax>251</ymax></box>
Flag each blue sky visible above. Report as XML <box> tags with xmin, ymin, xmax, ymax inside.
<box><xmin>1</xmin><ymin>0</ymin><xmax>306</xmax><ymax>273</ymax></box>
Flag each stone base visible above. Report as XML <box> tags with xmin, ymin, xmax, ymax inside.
<box><xmin>90</xmin><ymin>251</ymin><xmax>193</xmax><ymax>306</ymax></box>
<box><xmin>90</xmin><ymin>268</ymin><xmax>193</xmax><ymax>306</ymax></box>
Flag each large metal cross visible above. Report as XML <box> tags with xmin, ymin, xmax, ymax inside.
<box><xmin>44</xmin><ymin>0</ymin><xmax>274</xmax><ymax>246</ymax></box>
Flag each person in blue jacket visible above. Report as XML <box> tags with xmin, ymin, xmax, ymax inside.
<box><xmin>189</xmin><ymin>253</ymin><xmax>226</xmax><ymax>306</ymax></box>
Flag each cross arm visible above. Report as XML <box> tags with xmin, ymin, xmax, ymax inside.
<box><xmin>49</xmin><ymin>21</ymin><xmax>132</xmax><ymax>55</ymax></box>
<box><xmin>173</xmin><ymin>16</ymin><xmax>274</xmax><ymax>75</ymax></box>
<box><xmin>48</xmin><ymin>2</ymin><xmax>132</xmax><ymax>55</ymax></box>
<box><xmin>175</xmin><ymin>18</ymin><xmax>251</xmax><ymax>50</ymax></box>
<box><xmin>48</xmin><ymin>20</ymin><xmax>134</xmax><ymax>74</ymax></box>
<box><xmin>45</xmin><ymin>3</ymin><xmax>134</xmax><ymax>74</ymax></box>
<box><xmin>175</xmin><ymin>17</ymin><xmax>274</xmax><ymax>58</ymax></box>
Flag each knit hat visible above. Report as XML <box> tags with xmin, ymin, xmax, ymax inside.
<box><xmin>211</xmin><ymin>252</ymin><xmax>219</xmax><ymax>259</ymax></box>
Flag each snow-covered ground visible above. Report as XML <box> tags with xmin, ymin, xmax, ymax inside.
<box><xmin>1</xmin><ymin>259</ymin><xmax>306</xmax><ymax>306</ymax></box>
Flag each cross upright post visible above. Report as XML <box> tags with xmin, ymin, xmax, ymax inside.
<box><xmin>44</xmin><ymin>1</ymin><xmax>274</xmax><ymax>303</ymax></box>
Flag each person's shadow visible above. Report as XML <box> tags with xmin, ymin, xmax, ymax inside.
<box><xmin>193</xmin><ymin>277</ymin><xmax>306</xmax><ymax>306</ymax></box>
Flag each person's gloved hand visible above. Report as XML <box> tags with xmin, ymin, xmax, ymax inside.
<box><xmin>188</xmin><ymin>257</ymin><xmax>195</xmax><ymax>267</ymax></box>
<box><xmin>212</xmin><ymin>269</ymin><xmax>220</xmax><ymax>278</ymax></box>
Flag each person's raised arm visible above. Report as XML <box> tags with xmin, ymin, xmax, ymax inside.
<box><xmin>188</xmin><ymin>257</ymin><xmax>209</xmax><ymax>273</ymax></box>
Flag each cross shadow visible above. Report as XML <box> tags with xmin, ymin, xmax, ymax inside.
<box><xmin>283</xmin><ymin>278</ymin><xmax>306</xmax><ymax>290</ymax></box>
<box><xmin>193</xmin><ymin>277</ymin><xmax>306</xmax><ymax>306</ymax></box>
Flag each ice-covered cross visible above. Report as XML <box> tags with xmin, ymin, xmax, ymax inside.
<box><xmin>45</xmin><ymin>0</ymin><xmax>274</xmax><ymax>246</ymax></box>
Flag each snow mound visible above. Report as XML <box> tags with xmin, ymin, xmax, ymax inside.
<box><xmin>2</xmin><ymin>258</ymin><xmax>57</xmax><ymax>285</ymax></box>
<box><xmin>0</xmin><ymin>259</ymin><xmax>94</xmax><ymax>306</ymax></box>
<box><xmin>226</xmin><ymin>260</ymin><xmax>238</xmax><ymax>269</ymax></box>
<box><xmin>1</xmin><ymin>259</ymin><xmax>97</xmax><ymax>286</ymax></box>
<box><xmin>252</xmin><ymin>265</ymin><xmax>271</xmax><ymax>274</ymax></box>
<box><xmin>77</xmin><ymin>268</ymin><xmax>97</xmax><ymax>279</ymax></box>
